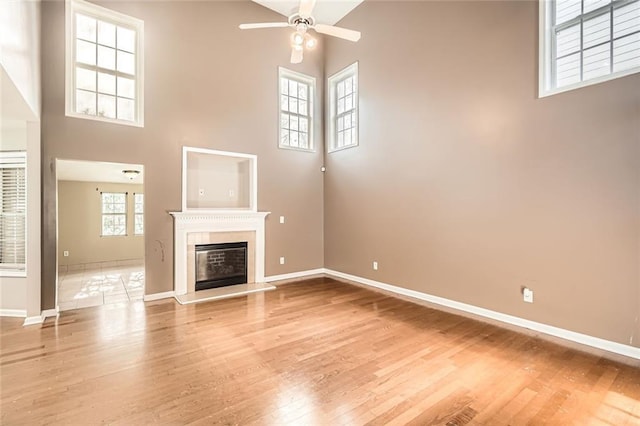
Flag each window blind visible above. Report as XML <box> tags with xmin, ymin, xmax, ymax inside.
<box><xmin>0</xmin><ymin>153</ymin><xmax>26</xmax><ymax>272</ymax></box>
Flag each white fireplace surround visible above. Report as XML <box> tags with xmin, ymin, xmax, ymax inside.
<box><xmin>170</xmin><ymin>211</ymin><xmax>270</xmax><ymax>295</ymax></box>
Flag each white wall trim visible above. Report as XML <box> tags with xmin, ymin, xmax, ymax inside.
<box><xmin>23</xmin><ymin>315</ymin><xmax>43</xmax><ymax>326</ymax></box>
<box><xmin>324</xmin><ymin>269</ymin><xmax>640</xmax><ymax>361</ymax></box>
<box><xmin>144</xmin><ymin>291</ymin><xmax>175</xmax><ymax>302</ymax></box>
<box><xmin>0</xmin><ymin>309</ymin><xmax>27</xmax><ymax>318</ymax></box>
<box><xmin>41</xmin><ymin>309</ymin><xmax>58</xmax><ymax>318</ymax></box>
<box><xmin>22</xmin><ymin>309</ymin><xmax>58</xmax><ymax>326</ymax></box>
<box><xmin>264</xmin><ymin>268</ymin><xmax>326</xmax><ymax>283</ymax></box>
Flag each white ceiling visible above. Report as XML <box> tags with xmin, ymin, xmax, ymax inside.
<box><xmin>252</xmin><ymin>0</ymin><xmax>364</xmax><ymax>26</ymax></box>
<box><xmin>57</xmin><ymin>159</ymin><xmax>144</xmax><ymax>184</ymax></box>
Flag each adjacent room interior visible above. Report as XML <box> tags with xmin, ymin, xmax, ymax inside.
<box><xmin>55</xmin><ymin>159</ymin><xmax>145</xmax><ymax>311</ymax></box>
<box><xmin>1</xmin><ymin>0</ymin><xmax>639</xmax><ymax>423</ymax></box>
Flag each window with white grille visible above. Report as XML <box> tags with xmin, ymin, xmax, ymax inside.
<box><xmin>101</xmin><ymin>192</ymin><xmax>127</xmax><ymax>236</ymax></box>
<box><xmin>279</xmin><ymin>68</ymin><xmax>315</xmax><ymax>151</ymax></box>
<box><xmin>328</xmin><ymin>62</ymin><xmax>359</xmax><ymax>152</ymax></box>
<box><xmin>134</xmin><ymin>193</ymin><xmax>143</xmax><ymax>235</ymax></box>
<box><xmin>540</xmin><ymin>0</ymin><xmax>640</xmax><ymax>96</ymax></box>
<box><xmin>0</xmin><ymin>152</ymin><xmax>26</xmax><ymax>275</ymax></box>
<box><xmin>66</xmin><ymin>0</ymin><xmax>144</xmax><ymax>125</ymax></box>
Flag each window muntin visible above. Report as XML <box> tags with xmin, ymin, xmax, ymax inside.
<box><xmin>279</xmin><ymin>68</ymin><xmax>315</xmax><ymax>151</ymax></box>
<box><xmin>328</xmin><ymin>62</ymin><xmax>359</xmax><ymax>152</ymax></box>
<box><xmin>66</xmin><ymin>0</ymin><xmax>144</xmax><ymax>126</ymax></box>
<box><xmin>101</xmin><ymin>192</ymin><xmax>127</xmax><ymax>236</ymax></box>
<box><xmin>0</xmin><ymin>153</ymin><xmax>26</xmax><ymax>275</ymax></box>
<box><xmin>134</xmin><ymin>193</ymin><xmax>143</xmax><ymax>235</ymax></box>
<box><xmin>540</xmin><ymin>0</ymin><xmax>640</xmax><ymax>96</ymax></box>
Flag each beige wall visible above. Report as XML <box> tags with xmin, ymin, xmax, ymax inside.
<box><xmin>41</xmin><ymin>0</ymin><xmax>325</xmax><ymax>308</ymax></box>
<box><xmin>324</xmin><ymin>1</ymin><xmax>640</xmax><ymax>347</ymax></box>
<box><xmin>58</xmin><ymin>181</ymin><xmax>144</xmax><ymax>266</ymax></box>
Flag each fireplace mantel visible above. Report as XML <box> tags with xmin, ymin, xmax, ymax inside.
<box><xmin>170</xmin><ymin>211</ymin><xmax>270</xmax><ymax>295</ymax></box>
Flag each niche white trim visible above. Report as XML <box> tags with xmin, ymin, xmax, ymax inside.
<box><xmin>181</xmin><ymin>146</ymin><xmax>257</xmax><ymax>212</ymax></box>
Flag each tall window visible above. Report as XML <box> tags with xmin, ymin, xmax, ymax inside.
<box><xmin>134</xmin><ymin>193</ymin><xmax>144</xmax><ymax>235</ymax></box>
<box><xmin>66</xmin><ymin>0</ymin><xmax>144</xmax><ymax>125</ymax></box>
<box><xmin>328</xmin><ymin>62</ymin><xmax>359</xmax><ymax>152</ymax></box>
<box><xmin>0</xmin><ymin>153</ymin><xmax>26</xmax><ymax>275</ymax></box>
<box><xmin>279</xmin><ymin>68</ymin><xmax>315</xmax><ymax>151</ymax></box>
<box><xmin>540</xmin><ymin>0</ymin><xmax>640</xmax><ymax>96</ymax></box>
<box><xmin>101</xmin><ymin>192</ymin><xmax>127</xmax><ymax>236</ymax></box>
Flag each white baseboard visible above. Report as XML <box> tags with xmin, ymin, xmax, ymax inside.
<box><xmin>23</xmin><ymin>315</ymin><xmax>43</xmax><ymax>326</ymax></box>
<box><xmin>144</xmin><ymin>291</ymin><xmax>175</xmax><ymax>302</ymax></box>
<box><xmin>324</xmin><ymin>269</ymin><xmax>640</xmax><ymax>361</ymax></box>
<box><xmin>264</xmin><ymin>268</ymin><xmax>326</xmax><ymax>283</ymax></box>
<box><xmin>0</xmin><ymin>309</ymin><xmax>27</xmax><ymax>318</ymax></box>
<box><xmin>41</xmin><ymin>309</ymin><xmax>58</xmax><ymax>318</ymax></box>
<box><xmin>22</xmin><ymin>308</ymin><xmax>59</xmax><ymax>326</ymax></box>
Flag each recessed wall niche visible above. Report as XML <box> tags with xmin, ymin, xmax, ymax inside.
<box><xmin>182</xmin><ymin>147</ymin><xmax>257</xmax><ymax>211</ymax></box>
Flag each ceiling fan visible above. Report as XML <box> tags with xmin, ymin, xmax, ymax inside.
<box><xmin>239</xmin><ymin>0</ymin><xmax>361</xmax><ymax>64</ymax></box>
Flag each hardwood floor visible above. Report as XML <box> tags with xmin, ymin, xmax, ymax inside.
<box><xmin>1</xmin><ymin>277</ymin><xmax>639</xmax><ymax>425</ymax></box>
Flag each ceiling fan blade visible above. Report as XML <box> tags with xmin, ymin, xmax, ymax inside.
<box><xmin>291</xmin><ymin>46</ymin><xmax>303</xmax><ymax>64</ymax></box>
<box><xmin>239</xmin><ymin>22</ymin><xmax>290</xmax><ymax>30</ymax></box>
<box><xmin>314</xmin><ymin>24</ymin><xmax>361</xmax><ymax>42</ymax></box>
<box><xmin>298</xmin><ymin>0</ymin><xmax>316</xmax><ymax>18</ymax></box>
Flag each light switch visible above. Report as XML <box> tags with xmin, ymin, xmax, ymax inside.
<box><xmin>280</xmin><ymin>216</ymin><xmax>285</xmax><ymax>224</ymax></box>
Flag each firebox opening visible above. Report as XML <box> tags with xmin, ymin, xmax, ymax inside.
<box><xmin>195</xmin><ymin>242</ymin><xmax>248</xmax><ymax>291</ymax></box>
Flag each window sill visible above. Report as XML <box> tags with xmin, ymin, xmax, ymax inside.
<box><xmin>328</xmin><ymin>143</ymin><xmax>359</xmax><ymax>154</ymax></box>
<box><xmin>278</xmin><ymin>145</ymin><xmax>316</xmax><ymax>153</ymax></box>
<box><xmin>539</xmin><ymin>67</ymin><xmax>640</xmax><ymax>98</ymax></box>
<box><xmin>65</xmin><ymin>110</ymin><xmax>144</xmax><ymax>128</ymax></box>
<box><xmin>1</xmin><ymin>270</ymin><xmax>27</xmax><ymax>278</ymax></box>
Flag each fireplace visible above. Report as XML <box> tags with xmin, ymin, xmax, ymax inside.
<box><xmin>195</xmin><ymin>242</ymin><xmax>248</xmax><ymax>291</ymax></box>
<box><xmin>170</xmin><ymin>211</ymin><xmax>269</xmax><ymax>296</ymax></box>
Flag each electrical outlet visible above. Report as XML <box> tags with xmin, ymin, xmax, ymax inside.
<box><xmin>63</xmin><ymin>251</ymin><xmax>69</xmax><ymax>257</ymax></box>
<box><xmin>279</xmin><ymin>216</ymin><xmax>285</xmax><ymax>224</ymax></box>
<box><xmin>228</xmin><ymin>189</ymin><xmax>235</xmax><ymax>198</ymax></box>
<box><xmin>373</xmin><ymin>261</ymin><xmax>378</xmax><ymax>270</ymax></box>
<box><xmin>279</xmin><ymin>257</ymin><xmax>285</xmax><ymax>265</ymax></box>
<box><xmin>523</xmin><ymin>287</ymin><xmax>534</xmax><ymax>303</ymax></box>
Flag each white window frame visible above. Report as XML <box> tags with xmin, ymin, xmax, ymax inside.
<box><xmin>0</xmin><ymin>152</ymin><xmax>27</xmax><ymax>277</ymax></box>
<box><xmin>134</xmin><ymin>192</ymin><xmax>144</xmax><ymax>235</ymax></box>
<box><xmin>278</xmin><ymin>68</ymin><xmax>315</xmax><ymax>152</ymax></box>
<box><xmin>539</xmin><ymin>0</ymin><xmax>640</xmax><ymax>97</ymax></box>
<box><xmin>328</xmin><ymin>62</ymin><xmax>359</xmax><ymax>153</ymax></box>
<box><xmin>101</xmin><ymin>192</ymin><xmax>127</xmax><ymax>236</ymax></box>
<box><xmin>65</xmin><ymin>0</ymin><xmax>144</xmax><ymax>126</ymax></box>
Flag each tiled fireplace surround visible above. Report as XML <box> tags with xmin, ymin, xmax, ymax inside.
<box><xmin>170</xmin><ymin>211</ymin><xmax>269</xmax><ymax>296</ymax></box>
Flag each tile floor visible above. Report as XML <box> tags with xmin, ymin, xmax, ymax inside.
<box><xmin>57</xmin><ymin>263</ymin><xmax>145</xmax><ymax>311</ymax></box>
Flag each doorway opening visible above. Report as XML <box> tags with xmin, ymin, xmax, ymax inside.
<box><xmin>55</xmin><ymin>159</ymin><xmax>145</xmax><ymax>311</ymax></box>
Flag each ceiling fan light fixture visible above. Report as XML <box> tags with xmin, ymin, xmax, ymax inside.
<box><xmin>239</xmin><ymin>0</ymin><xmax>360</xmax><ymax>64</ymax></box>
<box><xmin>304</xmin><ymin>34</ymin><xmax>317</xmax><ymax>50</ymax></box>
<box><xmin>291</xmin><ymin>31</ymin><xmax>305</xmax><ymax>47</ymax></box>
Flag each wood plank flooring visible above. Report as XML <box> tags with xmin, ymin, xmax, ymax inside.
<box><xmin>1</xmin><ymin>277</ymin><xmax>639</xmax><ymax>425</ymax></box>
